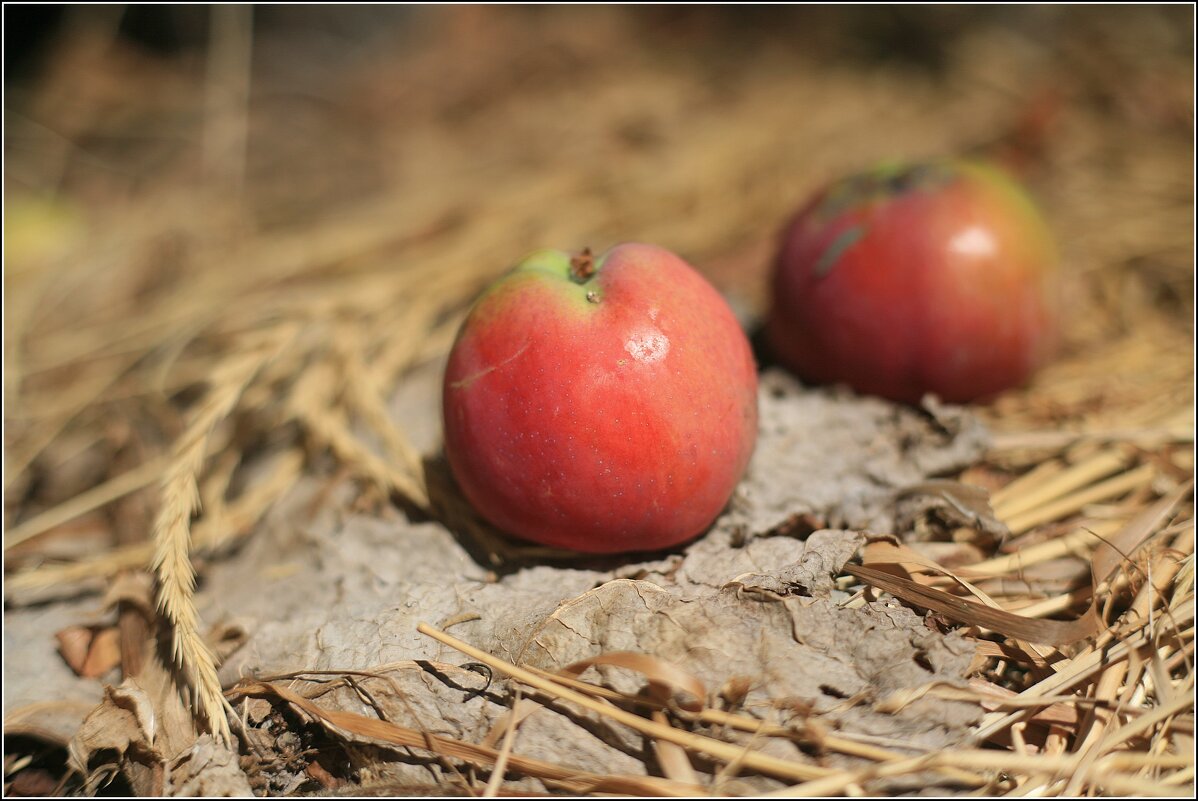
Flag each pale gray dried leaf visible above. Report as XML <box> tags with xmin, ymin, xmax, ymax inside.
<box><xmin>288</xmin><ymin>662</ymin><xmax>500</xmax><ymax>742</ymax></box>
<box><xmin>638</xmin><ymin>527</ymin><xmax>811</xmax><ymax>598</ymax></box>
<box><xmin>724</xmin><ymin>371</ymin><xmax>989</xmax><ymax>537</ymax></box>
<box><xmin>496</xmin><ymin>696</ymin><xmax>650</xmax><ymax>787</ymax></box>
<box><xmin>915</xmin><ymin>396</ymin><xmax>993</xmax><ymax>477</ymax></box>
<box><xmin>213</xmin><ymin>503</ymin><xmax>606</xmax><ymax>680</ymax></box>
<box><xmin>165</xmin><ymin>735</ymin><xmax>254</xmax><ymax>797</ymax></box>
<box><xmin>895</xmin><ymin>480</ymin><xmax>1009</xmax><ymax>543</ymax></box>
<box><xmin>723</xmin><ymin>530</ymin><xmax>866</xmax><ymax>599</ymax></box>
<box><xmin>239</xmin><ymin>661</ymin><xmax>643</xmax><ymax>794</ymax></box>
<box><xmin>527</xmin><ymin>579</ymin><xmax>980</xmax><ymax>755</ymax></box>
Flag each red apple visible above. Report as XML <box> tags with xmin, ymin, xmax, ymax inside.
<box><xmin>442</xmin><ymin>243</ymin><xmax>758</xmax><ymax>554</ymax></box>
<box><xmin>766</xmin><ymin>159</ymin><xmax>1059</xmax><ymax>404</ymax></box>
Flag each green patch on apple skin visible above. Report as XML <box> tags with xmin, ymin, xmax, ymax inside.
<box><xmin>514</xmin><ymin>248</ymin><xmax>607</xmax><ymax>283</ymax></box>
<box><xmin>510</xmin><ymin>247</ymin><xmax>606</xmax><ymax>303</ymax></box>
<box><xmin>470</xmin><ymin>249</ymin><xmax>605</xmax><ymax>321</ymax></box>
<box><xmin>816</xmin><ymin>161</ymin><xmax>956</xmax><ymax>221</ymax></box>
<box><xmin>813</xmin><ymin>225</ymin><xmax>866</xmax><ymax>278</ymax></box>
<box><xmin>514</xmin><ymin>249</ymin><xmax>575</xmax><ymax>280</ymax></box>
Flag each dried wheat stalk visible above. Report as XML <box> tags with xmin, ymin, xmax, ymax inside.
<box><xmin>150</xmin><ymin>324</ymin><xmax>294</xmax><ymax>743</ymax></box>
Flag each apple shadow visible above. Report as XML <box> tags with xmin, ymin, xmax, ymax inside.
<box><xmin>748</xmin><ymin>320</ymin><xmax>782</xmax><ymax>375</ymax></box>
<box><xmin>421</xmin><ymin>452</ymin><xmax>700</xmax><ymax>578</ymax></box>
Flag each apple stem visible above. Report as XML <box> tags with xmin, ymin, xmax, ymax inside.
<box><xmin>569</xmin><ymin>247</ymin><xmax>595</xmax><ymax>283</ymax></box>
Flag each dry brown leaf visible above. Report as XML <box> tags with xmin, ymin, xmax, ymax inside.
<box><xmin>228</xmin><ymin>679</ymin><xmax>704</xmax><ymax>797</ymax></box>
<box><xmin>848</xmin><ymin>482</ymin><xmax>1193</xmax><ymax>645</ymax></box>
<box><xmin>847</xmin><ymin>563</ymin><xmax>1099</xmax><ymax>645</ymax></box>
<box><xmin>67</xmin><ymin>681</ymin><xmax>161</xmax><ymax>792</ymax></box>
<box><xmin>55</xmin><ymin>625</ymin><xmax>121</xmax><ymax>679</ymax></box>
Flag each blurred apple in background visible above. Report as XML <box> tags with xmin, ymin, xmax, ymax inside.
<box><xmin>766</xmin><ymin>159</ymin><xmax>1059</xmax><ymax>404</ymax></box>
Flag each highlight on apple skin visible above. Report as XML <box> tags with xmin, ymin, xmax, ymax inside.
<box><xmin>442</xmin><ymin>243</ymin><xmax>758</xmax><ymax>554</ymax></box>
<box><xmin>766</xmin><ymin>159</ymin><xmax>1060</xmax><ymax>404</ymax></box>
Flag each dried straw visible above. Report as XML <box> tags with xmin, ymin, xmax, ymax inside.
<box><xmin>150</xmin><ymin>326</ymin><xmax>295</xmax><ymax>743</ymax></box>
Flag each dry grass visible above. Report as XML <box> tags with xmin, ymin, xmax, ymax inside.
<box><xmin>149</xmin><ymin>326</ymin><xmax>295</xmax><ymax>744</ymax></box>
<box><xmin>3</xmin><ymin>5</ymin><xmax>1193</xmax><ymax>796</ymax></box>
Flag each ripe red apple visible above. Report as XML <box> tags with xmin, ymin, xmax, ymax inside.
<box><xmin>442</xmin><ymin>243</ymin><xmax>758</xmax><ymax>554</ymax></box>
<box><xmin>766</xmin><ymin>159</ymin><xmax>1059</xmax><ymax>404</ymax></box>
